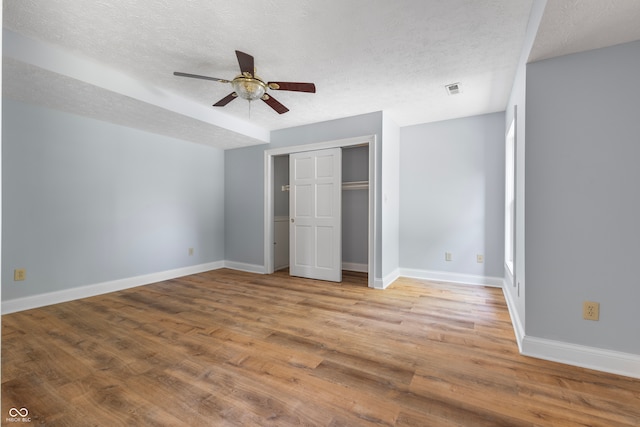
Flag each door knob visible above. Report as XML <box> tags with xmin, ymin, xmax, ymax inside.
<box><xmin>291</xmin><ymin>218</ymin><xmax>295</xmax><ymax>223</ymax></box>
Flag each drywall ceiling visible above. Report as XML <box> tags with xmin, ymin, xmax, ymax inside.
<box><xmin>2</xmin><ymin>57</ymin><xmax>266</xmax><ymax>149</ymax></box>
<box><xmin>529</xmin><ymin>0</ymin><xmax>640</xmax><ymax>62</ymax></box>
<box><xmin>3</xmin><ymin>1</ymin><xmax>640</xmax><ymax>149</ymax></box>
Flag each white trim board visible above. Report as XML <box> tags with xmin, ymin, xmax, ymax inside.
<box><xmin>501</xmin><ymin>276</ymin><xmax>640</xmax><ymax>379</ymax></box>
<box><xmin>403</xmin><ymin>269</ymin><xmax>640</xmax><ymax>378</ymax></box>
<box><xmin>342</xmin><ymin>262</ymin><xmax>368</xmax><ymax>273</ymax></box>
<box><xmin>267</xmin><ymin>263</ymin><xmax>369</xmax><ymax>273</ymax></box>
<box><xmin>399</xmin><ymin>268</ymin><xmax>504</xmax><ymax>288</ymax></box>
<box><xmin>1</xmin><ymin>261</ymin><xmax>224</xmax><ymax>314</ymax></box>
<box><xmin>5</xmin><ymin>262</ymin><xmax>638</xmax><ymax>379</ymax></box>
<box><xmin>502</xmin><ymin>284</ymin><xmax>525</xmax><ymax>352</ymax></box>
<box><xmin>374</xmin><ymin>268</ymin><xmax>401</xmax><ymax>290</ymax></box>
<box><xmin>521</xmin><ymin>336</ymin><xmax>640</xmax><ymax>380</ymax></box>
<box><xmin>223</xmin><ymin>261</ymin><xmax>266</xmax><ymax>274</ymax></box>
<box><xmin>1</xmin><ymin>260</ymin><xmax>361</xmax><ymax>314</ymax></box>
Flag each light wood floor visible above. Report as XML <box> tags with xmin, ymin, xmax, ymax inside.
<box><xmin>2</xmin><ymin>269</ymin><xmax>639</xmax><ymax>426</ymax></box>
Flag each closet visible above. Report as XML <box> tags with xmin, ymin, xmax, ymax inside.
<box><xmin>272</xmin><ymin>145</ymin><xmax>369</xmax><ymax>275</ymax></box>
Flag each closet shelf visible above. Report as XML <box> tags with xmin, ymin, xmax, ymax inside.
<box><xmin>281</xmin><ymin>181</ymin><xmax>368</xmax><ymax>192</ymax></box>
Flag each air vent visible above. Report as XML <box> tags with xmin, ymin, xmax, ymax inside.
<box><xmin>445</xmin><ymin>82</ymin><xmax>461</xmax><ymax>95</ymax></box>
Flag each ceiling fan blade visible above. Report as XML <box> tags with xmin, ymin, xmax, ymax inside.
<box><xmin>262</xmin><ymin>94</ymin><xmax>289</xmax><ymax>114</ymax></box>
<box><xmin>174</xmin><ymin>71</ymin><xmax>229</xmax><ymax>83</ymax></box>
<box><xmin>235</xmin><ymin>50</ymin><xmax>255</xmax><ymax>77</ymax></box>
<box><xmin>213</xmin><ymin>92</ymin><xmax>238</xmax><ymax>107</ymax></box>
<box><xmin>267</xmin><ymin>82</ymin><xmax>316</xmax><ymax>93</ymax></box>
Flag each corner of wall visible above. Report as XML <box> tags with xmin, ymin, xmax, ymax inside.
<box><xmin>520</xmin><ymin>336</ymin><xmax>640</xmax><ymax>380</ymax></box>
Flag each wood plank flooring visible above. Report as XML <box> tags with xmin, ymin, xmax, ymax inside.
<box><xmin>2</xmin><ymin>269</ymin><xmax>639</xmax><ymax>426</ymax></box>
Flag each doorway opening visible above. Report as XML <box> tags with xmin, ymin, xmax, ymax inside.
<box><xmin>263</xmin><ymin>135</ymin><xmax>377</xmax><ymax>287</ymax></box>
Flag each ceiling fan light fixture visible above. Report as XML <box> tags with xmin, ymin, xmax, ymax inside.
<box><xmin>232</xmin><ymin>76</ymin><xmax>266</xmax><ymax>101</ymax></box>
<box><xmin>174</xmin><ymin>50</ymin><xmax>315</xmax><ymax>114</ymax></box>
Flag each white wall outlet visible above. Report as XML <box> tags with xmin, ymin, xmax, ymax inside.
<box><xmin>188</xmin><ymin>248</ymin><xmax>194</xmax><ymax>256</ymax></box>
<box><xmin>477</xmin><ymin>254</ymin><xmax>484</xmax><ymax>263</ymax></box>
<box><xmin>445</xmin><ymin>252</ymin><xmax>452</xmax><ymax>262</ymax></box>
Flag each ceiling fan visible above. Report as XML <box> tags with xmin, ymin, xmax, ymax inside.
<box><xmin>174</xmin><ymin>50</ymin><xmax>316</xmax><ymax>114</ymax></box>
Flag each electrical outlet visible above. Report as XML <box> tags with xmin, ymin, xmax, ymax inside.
<box><xmin>583</xmin><ymin>301</ymin><xmax>600</xmax><ymax>321</ymax></box>
<box><xmin>14</xmin><ymin>268</ymin><xmax>26</xmax><ymax>281</ymax></box>
<box><xmin>476</xmin><ymin>254</ymin><xmax>484</xmax><ymax>263</ymax></box>
<box><xmin>445</xmin><ymin>252</ymin><xmax>452</xmax><ymax>262</ymax></box>
<box><xmin>188</xmin><ymin>248</ymin><xmax>194</xmax><ymax>256</ymax></box>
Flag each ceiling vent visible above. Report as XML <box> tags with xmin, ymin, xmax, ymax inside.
<box><xmin>445</xmin><ymin>82</ymin><xmax>462</xmax><ymax>95</ymax></box>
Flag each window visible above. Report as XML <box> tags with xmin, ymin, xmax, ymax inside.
<box><xmin>505</xmin><ymin>116</ymin><xmax>516</xmax><ymax>275</ymax></box>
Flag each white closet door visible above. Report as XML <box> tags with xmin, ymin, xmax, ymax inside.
<box><xmin>289</xmin><ymin>148</ymin><xmax>342</xmax><ymax>282</ymax></box>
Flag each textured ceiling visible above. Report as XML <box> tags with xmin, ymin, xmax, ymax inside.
<box><xmin>3</xmin><ymin>1</ymin><xmax>640</xmax><ymax>149</ymax></box>
<box><xmin>529</xmin><ymin>0</ymin><xmax>640</xmax><ymax>62</ymax></box>
<box><xmin>2</xmin><ymin>57</ymin><xmax>265</xmax><ymax>149</ymax></box>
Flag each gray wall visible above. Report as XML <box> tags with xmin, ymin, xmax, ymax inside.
<box><xmin>525</xmin><ymin>40</ymin><xmax>640</xmax><ymax>354</ymax></box>
<box><xmin>2</xmin><ymin>99</ymin><xmax>225</xmax><ymax>301</ymax></box>
<box><xmin>400</xmin><ymin>112</ymin><xmax>505</xmax><ymax>278</ymax></box>
<box><xmin>224</xmin><ymin>144</ymin><xmax>266</xmax><ymax>267</ymax></box>
<box><xmin>225</xmin><ymin>111</ymin><xmax>384</xmax><ymax>276</ymax></box>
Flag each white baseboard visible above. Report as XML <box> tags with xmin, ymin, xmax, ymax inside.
<box><xmin>1</xmin><ymin>261</ymin><xmax>225</xmax><ymax>314</ymax></box>
<box><xmin>399</xmin><ymin>268</ymin><xmax>504</xmax><ymax>288</ymax></box>
<box><xmin>223</xmin><ymin>261</ymin><xmax>266</xmax><ymax>274</ymax></box>
<box><xmin>342</xmin><ymin>262</ymin><xmax>368</xmax><ymax>273</ymax></box>
<box><xmin>371</xmin><ymin>268</ymin><xmax>400</xmax><ymax>289</ymax></box>
<box><xmin>501</xmin><ymin>276</ymin><xmax>640</xmax><ymax>379</ymax></box>
<box><xmin>502</xmin><ymin>285</ymin><xmax>525</xmax><ymax>352</ymax></box>
<box><xmin>7</xmin><ymin>261</ymin><xmax>637</xmax><ymax>379</ymax></box>
<box><xmin>372</xmin><ymin>277</ymin><xmax>384</xmax><ymax>289</ymax></box>
<box><xmin>383</xmin><ymin>268</ymin><xmax>401</xmax><ymax>289</ymax></box>
<box><xmin>264</xmin><ymin>263</ymin><xmax>368</xmax><ymax>273</ymax></box>
<box><xmin>521</xmin><ymin>336</ymin><xmax>640</xmax><ymax>379</ymax></box>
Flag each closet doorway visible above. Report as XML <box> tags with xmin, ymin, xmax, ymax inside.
<box><xmin>264</xmin><ymin>135</ymin><xmax>377</xmax><ymax>287</ymax></box>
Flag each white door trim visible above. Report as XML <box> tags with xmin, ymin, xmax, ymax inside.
<box><xmin>264</xmin><ymin>135</ymin><xmax>377</xmax><ymax>287</ymax></box>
